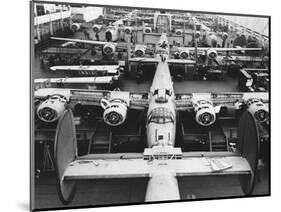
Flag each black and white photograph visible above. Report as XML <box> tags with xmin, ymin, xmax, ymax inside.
<box><xmin>30</xmin><ymin>0</ymin><xmax>270</xmax><ymax>211</ymax></box>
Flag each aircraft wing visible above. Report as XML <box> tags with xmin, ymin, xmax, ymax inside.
<box><xmin>167</xmin><ymin>59</ymin><xmax>196</xmax><ymax>65</ymax></box>
<box><xmin>35</xmin><ymin>76</ymin><xmax>114</xmax><ymax>85</ymax></box>
<box><xmin>35</xmin><ymin>88</ymin><xmax>72</xmax><ymax>101</ymax></box>
<box><xmin>210</xmin><ymin>92</ymin><xmax>269</xmax><ymax>106</ymax></box>
<box><xmin>35</xmin><ymin>88</ymin><xmax>149</xmax><ymax>109</ymax></box>
<box><xmin>129</xmin><ymin>58</ymin><xmax>196</xmax><ymax>65</ymax></box>
<box><xmin>51</xmin><ymin>37</ymin><xmax>113</xmax><ymax>46</ymax></box>
<box><xmin>49</xmin><ymin>65</ymin><xmax>120</xmax><ymax>73</ymax></box>
<box><xmin>175</xmin><ymin>92</ymin><xmax>269</xmax><ymax>110</ymax></box>
<box><xmin>223</xmin><ymin>55</ymin><xmax>269</xmax><ymax>62</ymax></box>
<box><xmin>185</xmin><ymin>47</ymin><xmax>262</xmax><ymax>53</ymax></box>
<box><xmin>129</xmin><ymin>57</ymin><xmax>160</xmax><ymax>63</ymax></box>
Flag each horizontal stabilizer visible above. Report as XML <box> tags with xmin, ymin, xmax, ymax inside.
<box><xmin>63</xmin><ymin>155</ymin><xmax>251</xmax><ymax>181</ymax></box>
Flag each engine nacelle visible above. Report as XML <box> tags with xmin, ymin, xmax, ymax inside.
<box><xmin>103</xmin><ymin>43</ymin><xmax>116</xmax><ymax>56</ymax></box>
<box><xmin>206</xmin><ymin>49</ymin><xmax>218</xmax><ymax>60</ymax></box>
<box><xmin>194</xmin><ymin>100</ymin><xmax>217</xmax><ymax>126</ymax></box>
<box><xmin>195</xmin><ymin>31</ymin><xmax>201</xmax><ymax>39</ymax></box>
<box><xmin>105</xmin><ymin>29</ymin><xmax>119</xmax><ymax>42</ymax></box>
<box><xmin>100</xmin><ymin>99</ymin><xmax>128</xmax><ymax>126</ymax></box>
<box><xmin>222</xmin><ymin>32</ymin><xmax>228</xmax><ymax>40</ymax></box>
<box><xmin>71</xmin><ymin>23</ymin><xmax>81</xmax><ymax>31</ymax></box>
<box><xmin>175</xmin><ymin>29</ymin><xmax>183</xmax><ymax>36</ymax></box>
<box><xmin>37</xmin><ymin>95</ymin><xmax>67</xmax><ymax>123</ymax></box>
<box><xmin>247</xmin><ymin>98</ymin><xmax>269</xmax><ymax>122</ymax></box>
<box><xmin>144</xmin><ymin>27</ymin><xmax>152</xmax><ymax>34</ymax></box>
<box><xmin>92</xmin><ymin>24</ymin><xmax>102</xmax><ymax>32</ymax></box>
<box><xmin>178</xmin><ymin>47</ymin><xmax>190</xmax><ymax>59</ymax></box>
<box><xmin>134</xmin><ymin>44</ymin><xmax>147</xmax><ymax>57</ymax></box>
<box><xmin>124</xmin><ymin>26</ymin><xmax>132</xmax><ymax>34</ymax></box>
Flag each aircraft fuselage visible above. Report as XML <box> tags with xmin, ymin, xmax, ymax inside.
<box><xmin>146</xmin><ymin>34</ymin><xmax>177</xmax><ymax>148</ymax></box>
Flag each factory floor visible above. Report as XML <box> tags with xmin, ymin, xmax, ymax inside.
<box><xmin>32</xmin><ymin>31</ymin><xmax>268</xmax><ymax>210</ymax></box>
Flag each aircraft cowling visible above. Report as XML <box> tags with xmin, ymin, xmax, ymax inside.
<box><xmin>105</xmin><ymin>29</ymin><xmax>118</xmax><ymax>42</ymax></box>
<box><xmin>178</xmin><ymin>48</ymin><xmax>190</xmax><ymax>59</ymax></box>
<box><xmin>124</xmin><ymin>27</ymin><xmax>132</xmax><ymax>34</ymax></box>
<box><xmin>144</xmin><ymin>27</ymin><xmax>152</xmax><ymax>34</ymax></box>
<box><xmin>195</xmin><ymin>31</ymin><xmax>201</xmax><ymax>39</ymax></box>
<box><xmin>92</xmin><ymin>24</ymin><xmax>101</xmax><ymax>32</ymax></box>
<box><xmin>247</xmin><ymin>99</ymin><xmax>269</xmax><ymax>122</ymax></box>
<box><xmin>194</xmin><ymin>101</ymin><xmax>216</xmax><ymax>126</ymax></box>
<box><xmin>222</xmin><ymin>32</ymin><xmax>228</xmax><ymax>40</ymax></box>
<box><xmin>101</xmin><ymin>99</ymin><xmax>128</xmax><ymax>126</ymax></box>
<box><xmin>206</xmin><ymin>49</ymin><xmax>217</xmax><ymax>60</ymax></box>
<box><xmin>37</xmin><ymin>95</ymin><xmax>67</xmax><ymax>123</ymax></box>
<box><xmin>175</xmin><ymin>29</ymin><xmax>183</xmax><ymax>36</ymax></box>
<box><xmin>134</xmin><ymin>45</ymin><xmax>147</xmax><ymax>57</ymax></box>
<box><xmin>103</xmin><ymin>43</ymin><xmax>116</xmax><ymax>56</ymax></box>
<box><xmin>71</xmin><ymin>23</ymin><xmax>81</xmax><ymax>31</ymax></box>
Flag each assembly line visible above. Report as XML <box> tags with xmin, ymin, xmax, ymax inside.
<box><xmin>32</xmin><ymin>4</ymin><xmax>269</xmax><ymax>209</ymax></box>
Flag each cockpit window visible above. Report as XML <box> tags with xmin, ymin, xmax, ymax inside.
<box><xmin>148</xmin><ymin>107</ymin><xmax>174</xmax><ymax>124</ymax></box>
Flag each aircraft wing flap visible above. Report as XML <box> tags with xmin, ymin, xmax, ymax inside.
<box><xmin>175</xmin><ymin>92</ymin><xmax>268</xmax><ymax>110</ymax></box>
<box><xmin>35</xmin><ymin>88</ymin><xmax>149</xmax><ymax>109</ymax></box>
<box><xmin>213</xmin><ymin>47</ymin><xmax>262</xmax><ymax>52</ymax></box>
<box><xmin>223</xmin><ymin>56</ymin><xmax>269</xmax><ymax>62</ymax></box>
<box><xmin>129</xmin><ymin>92</ymin><xmax>149</xmax><ymax>109</ymax></box>
<box><xmin>211</xmin><ymin>92</ymin><xmax>269</xmax><ymax>106</ymax></box>
<box><xmin>185</xmin><ymin>47</ymin><xmax>262</xmax><ymax>53</ymax></box>
<box><xmin>34</xmin><ymin>88</ymin><xmax>72</xmax><ymax>100</ymax></box>
<box><xmin>175</xmin><ymin>100</ymin><xmax>194</xmax><ymax>110</ymax></box>
<box><xmin>63</xmin><ymin>156</ymin><xmax>251</xmax><ymax>181</ymax></box>
<box><xmin>210</xmin><ymin>93</ymin><xmax>245</xmax><ymax>106</ymax></box>
<box><xmin>70</xmin><ymin>90</ymin><xmax>149</xmax><ymax>109</ymax></box>
<box><xmin>175</xmin><ymin>93</ymin><xmax>196</xmax><ymax>111</ymax></box>
<box><xmin>69</xmin><ymin>89</ymin><xmax>110</xmax><ymax>106</ymax></box>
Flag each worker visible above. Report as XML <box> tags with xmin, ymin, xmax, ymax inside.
<box><xmin>130</xmin><ymin>33</ymin><xmax>134</xmax><ymax>43</ymax></box>
<box><xmin>39</xmin><ymin>55</ymin><xmax>44</xmax><ymax>69</ymax></box>
<box><xmin>235</xmin><ymin>100</ymin><xmax>243</xmax><ymax>117</ymax></box>
<box><xmin>95</xmin><ymin>32</ymin><xmax>99</xmax><ymax>41</ymax></box>
<box><xmin>83</xmin><ymin>30</ymin><xmax>90</xmax><ymax>40</ymax></box>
